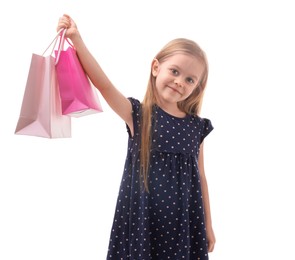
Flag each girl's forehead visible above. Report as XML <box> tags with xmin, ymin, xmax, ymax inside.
<box><xmin>162</xmin><ymin>53</ymin><xmax>204</xmax><ymax>76</ymax></box>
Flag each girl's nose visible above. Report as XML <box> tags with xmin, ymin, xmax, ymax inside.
<box><xmin>174</xmin><ymin>78</ymin><xmax>184</xmax><ymax>87</ymax></box>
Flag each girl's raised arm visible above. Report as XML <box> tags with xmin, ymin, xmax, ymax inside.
<box><xmin>57</xmin><ymin>15</ymin><xmax>133</xmax><ymax>134</ymax></box>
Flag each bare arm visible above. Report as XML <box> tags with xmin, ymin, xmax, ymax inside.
<box><xmin>198</xmin><ymin>143</ymin><xmax>216</xmax><ymax>252</ymax></box>
<box><xmin>57</xmin><ymin>15</ymin><xmax>134</xmax><ymax>135</ymax></box>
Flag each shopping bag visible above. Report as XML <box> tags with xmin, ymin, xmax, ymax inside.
<box><xmin>15</xmin><ymin>29</ymin><xmax>71</xmax><ymax>138</ymax></box>
<box><xmin>55</xmin><ymin>29</ymin><xmax>103</xmax><ymax>117</ymax></box>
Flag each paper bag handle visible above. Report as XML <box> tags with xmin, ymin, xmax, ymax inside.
<box><xmin>55</xmin><ymin>29</ymin><xmax>74</xmax><ymax>65</ymax></box>
<box><xmin>42</xmin><ymin>28</ymin><xmax>64</xmax><ymax>57</ymax></box>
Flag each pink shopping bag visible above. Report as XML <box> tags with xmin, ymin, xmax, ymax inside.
<box><xmin>55</xmin><ymin>29</ymin><xmax>103</xmax><ymax>117</ymax></box>
<box><xmin>15</xmin><ymin>29</ymin><xmax>71</xmax><ymax>138</ymax></box>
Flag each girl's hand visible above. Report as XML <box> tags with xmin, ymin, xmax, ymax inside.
<box><xmin>57</xmin><ymin>14</ymin><xmax>79</xmax><ymax>40</ymax></box>
<box><xmin>206</xmin><ymin>225</ymin><xmax>216</xmax><ymax>252</ymax></box>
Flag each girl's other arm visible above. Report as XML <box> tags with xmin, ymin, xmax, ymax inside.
<box><xmin>198</xmin><ymin>143</ymin><xmax>216</xmax><ymax>252</ymax></box>
<box><xmin>57</xmin><ymin>14</ymin><xmax>134</xmax><ymax>135</ymax></box>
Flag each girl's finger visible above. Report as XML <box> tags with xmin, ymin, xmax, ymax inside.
<box><xmin>208</xmin><ymin>241</ymin><xmax>215</xmax><ymax>252</ymax></box>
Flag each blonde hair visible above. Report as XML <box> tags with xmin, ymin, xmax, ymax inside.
<box><xmin>140</xmin><ymin>38</ymin><xmax>209</xmax><ymax>191</ymax></box>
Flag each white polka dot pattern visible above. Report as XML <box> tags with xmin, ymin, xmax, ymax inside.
<box><xmin>107</xmin><ymin>98</ymin><xmax>213</xmax><ymax>260</ymax></box>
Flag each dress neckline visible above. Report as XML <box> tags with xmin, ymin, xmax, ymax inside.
<box><xmin>155</xmin><ymin>104</ymin><xmax>190</xmax><ymax>120</ymax></box>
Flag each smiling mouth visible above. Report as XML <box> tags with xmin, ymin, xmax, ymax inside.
<box><xmin>167</xmin><ymin>86</ymin><xmax>182</xmax><ymax>95</ymax></box>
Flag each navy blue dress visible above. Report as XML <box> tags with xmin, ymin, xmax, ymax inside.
<box><xmin>107</xmin><ymin>98</ymin><xmax>213</xmax><ymax>260</ymax></box>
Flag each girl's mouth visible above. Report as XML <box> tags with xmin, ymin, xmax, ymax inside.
<box><xmin>167</xmin><ymin>85</ymin><xmax>182</xmax><ymax>95</ymax></box>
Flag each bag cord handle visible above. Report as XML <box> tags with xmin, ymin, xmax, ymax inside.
<box><xmin>55</xmin><ymin>29</ymin><xmax>75</xmax><ymax>65</ymax></box>
<box><xmin>42</xmin><ymin>28</ymin><xmax>64</xmax><ymax>57</ymax></box>
<box><xmin>55</xmin><ymin>28</ymin><xmax>67</xmax><ymax>65</ymax></box>
<box><xmin>41</xmin><ymin>28</ymin><xmax>75</xmax><ymax>65</ymax></box>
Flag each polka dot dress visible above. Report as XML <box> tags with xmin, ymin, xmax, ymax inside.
<box><xmin>107</xmin><ymin>98</ymin><xmax>213</xmax><ymax>260</ymax></box>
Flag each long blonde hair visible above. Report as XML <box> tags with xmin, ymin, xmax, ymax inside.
<box><xmin>140</xmin><ymin>38</ymin><xmax>209</xmax><ymax>191</ymax></box>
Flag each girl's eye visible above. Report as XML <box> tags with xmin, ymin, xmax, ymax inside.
<box><xmin>171</xmin><ymin>69</ymin><xmax>179</xmax><ymax>75</ymax></box>
<box><xmin>186</xmin><ymin>77</ymin><xmax>195</xmax><ymax>85</ymax></box>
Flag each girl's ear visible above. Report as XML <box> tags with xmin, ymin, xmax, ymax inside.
<box><xmin>151</xmin><ymin>59</ymin><xmax>159</xmax><ymax>77</ymax></box>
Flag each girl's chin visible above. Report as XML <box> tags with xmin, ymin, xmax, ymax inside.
<box><xmin>158</xmin><ymin>95</ymin><xmax>180</xmax><ymax>105</ymax></box>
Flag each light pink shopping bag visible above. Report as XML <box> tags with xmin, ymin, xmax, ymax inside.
<box><xmin>55</xmin><ymin>29</ymin><xmax>103</xmax><ymax>117</ymax></box>
<box><xmin>15</xmin><ymin>30</ymin><xmax>71</xmax><ymax>138</ymax></box>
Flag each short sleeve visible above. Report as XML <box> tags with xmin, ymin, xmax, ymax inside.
<box><xmin>126</xmin><ymin>97</ymin><xmax>141</xmax><ymax>138</ymax></box>
<box><xmin>200</xmin><ymin>118</ymin><xmax>214</xmax><ymax>144</ymax></box>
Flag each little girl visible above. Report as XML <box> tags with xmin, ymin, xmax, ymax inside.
<box><xmin>58</xmin><ymin>14</ymin><xmax>216</xmax><ymax>260</ymax></box>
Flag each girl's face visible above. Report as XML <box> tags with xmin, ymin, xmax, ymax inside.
<box><xmin>152</xmin><ymin>53</ymin><xmax>204</xmax><ymax>107</ymax></box>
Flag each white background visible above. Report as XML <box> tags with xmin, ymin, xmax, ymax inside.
<box><xmin>1</xmin><ymin>0</ymin><xmax>294</xmax><ymax>259</ymax></box>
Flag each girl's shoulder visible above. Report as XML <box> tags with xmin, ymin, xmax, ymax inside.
<box><xmin>193</xmin><ymin>114</ymin><xmax>212</xmax><ymax>124</ymax></box>
<box><xmin>191</xmin><ymin>114</ymin><xmax>214</xmax><ymax>140</ymax></box>
<box><xmin>127</xmin><ymin>97</ymin><xmax>141</xmax><ymax>110</ymax></box>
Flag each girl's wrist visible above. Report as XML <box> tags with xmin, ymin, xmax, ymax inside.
<box><xmin>69</xmin><ymin>31</ymin><xmax>82</xmax><ymax>45</ymax></box>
